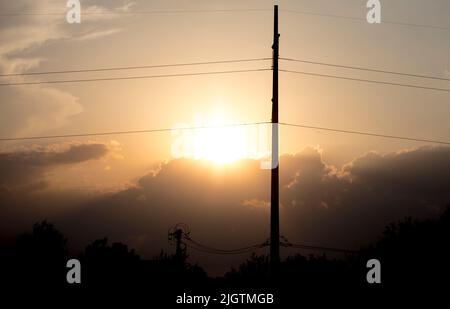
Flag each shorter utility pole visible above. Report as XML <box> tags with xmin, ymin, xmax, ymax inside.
<box><xmin>169</xmin><ymin>226</ymin><xmax>187</xmax><ymax>266</ymax></box>
<box><xmin>174</xmin><ymin>228</ymin><xmax>184</xmax><ymax>261</ymax></box>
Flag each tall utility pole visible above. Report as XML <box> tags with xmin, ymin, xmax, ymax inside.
<box><xmin>270</xmin><ymin>5</ymin><xmax>280</xmax><ymax>273</ymax></box>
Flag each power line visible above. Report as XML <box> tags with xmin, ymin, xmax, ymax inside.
<box><xmin>168</xmin><ymin>223</ymin><xmax>268</xmax><ymax>255</ymax></box>
<box><xmin>280</xmin><ymin>69</ymin><xmax>450</xmax><ymax>93</ymax></box>
<box><xmin>171</xmin><ymin>227</ymin><xmax>356</xmax><ymax>256</ymax></box>
<box><xmin>281</xmin><ymin>9</ymin><xmax>450</xmax><ymax>32</ymax></box>
<box><xmin>279</xmin><ymin>122</ymin><xmax>450</xmax><ymax>146</ymax></box>
<box><xmin>2</xmin><ymin>120</ymin><xmax>449</xmax><ymax>146</ymax></box>
<box><xmin>186</xmin><ymin>239</ymin><xmax>356</xmax><ymax>255</ymax></box>
<box><xmin>186</xmin><ymin>238</ymin><xmax>263</xmax><ymax>253</ymax></box>
<box><xmin>280</xmin><ymin>236</ymin><xmax>357</xmax><ymax>254</ymax></box>
<box><xmin>281</xmin><ymin>242</ymin><xmax>357</xmax><ymax>254</ymax></box>
<box><xmin>184</xmin><ymin>243</ymin><xmax>260</xmax><ymax>255</ymax></box>
<box><xmin>3</xmin><ymin>7</ymin><xmax>449</xmax><ymax>33</ymax></box>
<box><xmin>0</xmin><ymin>58</ymin><xmax>271</xmax><ymax>77</ymax></box>
<box><xmin>0</xmin><ymin>121</ymin><xmax>271</xmax><ymax>142</ymax></box>
<box><xmin>181</xmin><ymin>233</ymin><xmax>356</xmax><ymax>255</ymax></box>
<box><xmin>281</xmin><ymin>57</ymin><xmax>450</xmax><ymax>82</ymax></box>
<box><xmin>0</xmin><ymin>68</ymin><xmax>270</xmax><ymax>87</ymax></box>
<box><xmin>0</xmin><ymin>8</ymin><xmax>271</xmax><ymax>17</ymax></box>
<box><xmin>4</xmin><ymin>59</ymin><xmax>448</xmax><ymax>91</ymax></box>
<box><xmin>184</xmin><ymin>236</ymin><xmax>266</xmax><ymax>254</ymax></box>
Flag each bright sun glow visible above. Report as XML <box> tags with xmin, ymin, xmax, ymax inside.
<box><xmin>194</xmin><ymin>121</ymin><xmax>245</xmax><ymax>164</ymax></box>
<box><xmin>171</xmin><ymin>111</ymin><xmax>270</xmax><ymax>165</ymax></box>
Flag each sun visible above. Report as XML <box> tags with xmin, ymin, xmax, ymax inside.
<box><xmin>171</xmin><ymin>111</ymin><xmax>270</xmax><ymax>165</ymax></box>
<box><xmin>193</xmin><ymin>123</ymin><xmax>245</xmax><ymax>164</ymax></box>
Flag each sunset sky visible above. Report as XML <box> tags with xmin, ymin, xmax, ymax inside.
<box><xmin>1</xmin><ymin>0</ymin><xmax>449</xmax><ymax>274</ymax></box>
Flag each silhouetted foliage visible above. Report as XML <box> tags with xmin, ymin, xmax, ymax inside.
<box><xmin>358</xmin><ymin>205</ymin><xmax>450</xmax><ymax>287</ymax></box>
<box><xmin>1</xmin><ymin>205</ymin><xmax>449</xmax><ymax>294</ymax></box>
<box><xmin>223</xmin><ymin>205</ymin><xmax>450</xmax><ymax>290</ymax></box>
<box><xmin>224</xmin><ymin>254</ymin><xmax>270</xmax><ymax>286</ymax></box>
<box><xmin>81</xmin><ymin>238</ymin><xmax>140</xmax><ymax>287</ymax></box>
<box><xmin>2</xmin><ymin>221</ymin><xmax>68</xmax><ymax>287</ymax></box>
<box><xmin>223</xmin><ymin>253</ymin><xmax>357</xmax><ymax>288</ymax></box>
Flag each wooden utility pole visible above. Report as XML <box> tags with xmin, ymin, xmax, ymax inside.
<box><xmin>270</xmin><ymin>5</ymin><xmax>280</xmax><ymax>272</ymax></box>
<box><xmin>169</xmin><ymin>227</ymin><xmax>186</xmax><ymax>266</ymax></box>
<box><xmin>174</xmin><ymin>228</ymin><xmax>183</xmax><ymax>261</ymax></box>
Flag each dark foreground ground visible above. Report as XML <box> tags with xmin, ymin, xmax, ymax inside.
<box><xmin>1</xmin><ymin>206</ymin><xmax>449</xmax><ymax>306</ymax></box>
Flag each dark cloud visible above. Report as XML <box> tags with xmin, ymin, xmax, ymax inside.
<box><xmin>1</xmin><ymin>145</ymin><xmax>449</xmax><ymax>275</ymax></box>
<box><xmin>343</xmin><ymin>146</ymin><xmax>450</xmax><ymax>199</ymax></box>
<box><xmin>281</xmin><ymin>146</ymin><xmax>450</xmax><ymax>248</ymax></box>
<box><xmin>0</xmin><ymin>142</ymin><xmax>110</xmax><ymax>190</ymax></box>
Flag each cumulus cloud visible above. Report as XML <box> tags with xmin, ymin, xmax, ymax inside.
<box><xmin>343</xmin><ymin>146</ymin><xmax>450</xmax><ymax>198</ymax></box>
<box><xmin>0</xmin><ymin>0</ymin><xmax>133</xmax><ymax>137</ymax></box>
<box><xmin>280</xmin><ymin>146</ymin><xmax>450</xmax><ymax>248</ymax></box>
<box><xmin>0</xmin><ymin>86</ymin><xmax>83</xmax><ymax>137</ymax></box>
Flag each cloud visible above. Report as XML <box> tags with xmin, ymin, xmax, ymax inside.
<box><xmin>0</xmin><ymin>1</ymin><xmax>83</xmax><ymax>137</ymax></box>
<box><xmin>0</xmin><ymin>145</ymin><xmax>449</xmax><ymax>275</ymax></box>
<box><xmin>0</xmin><ymin>141</ymin><xmax>111</xmax><ymax>190</ymax></box>
<box><xmin>73</xmin><ymin>28</ymin><xmax>123</xmax><ymax>41</ymax></box>
<box><xmin>342</xmin><ymin>146</ymin><xmax>450</xmax><ymax>199</ymax></box>
<box><xmin>0</xmin><ymin>0</ymin><xmax>133</xmax><ymax>137</ymax></box>
<box><xmin>0</xmin><ymin>1</ymin><xmax>67</xmax><ymax>74</ymax></box>
<box><xmin>0</xmin><ymin>86</ymin><xmax>83</xmax><ymax>138</ymax></box>
<box><xmin>281</xmin><ymin>146</ymin><xmax>450</xmax><ymax>247</ymax></box>
<box><xmin>80</xmin><ymin>1</ymin><xmax>136</xmax><ymax>22</ymax></box>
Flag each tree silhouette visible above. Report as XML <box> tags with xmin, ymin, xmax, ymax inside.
<box><xmin>359</xmin><ymin>205</ymin><xmax>450</xmax><ymax>288</ymax></box>
<box><xmin>13</xmin><ymin>221</ymin><xmax>68</xmax><ymax>287</ymax></box>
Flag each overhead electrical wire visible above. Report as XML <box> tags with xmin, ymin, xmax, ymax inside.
<box><xmin>2</xmin><ymin>7</ymin><xmax>448</xmax><ymax>32</ymax></box>
<box><xmin>168</xmin><ymin>224</ymin><xmax>268</xmax><ymax>255</ymax></box>
<box><xmin>281</xmin><ymin>9</ymin><xmax>450</xmax><ymax>32</ymax></box>
<box><xmin>3</xmin><ymin>65</ymin><xmax>450</xmax><ymax>94</ymax></box>
<box><xmin>0</xmin><ymin>8</ymin><xmax>272</xmax><ymax>17</ymax></box>
<box><xmin>280</xmin><ymin>69</ymin><xmax>450</xmax><ymax>93</ymax></box>
<box><xmin>0</xmin><ymin>68</ymin><xmax>270</xmax><ymax>87</ymax></box>
<box><xmin>280</xmin><ymin>236</ymin><xmax>357</xmax><ymax>254</ymax></box>
<box><xmin>0</xmin><ymin>121</ymin><xmax>271</xmax><ymax>142</ymax></box>
<box><xmin>2</xmin><ymin>58</ymin><xmax>449</xmax><ymax>95</ymax></box>
<box><xmin>184</xmin><ymin>244</ymin><xmax>259</xmax><ymax>255</ymax></box>
<box><xmin>0</xmin><ymin>58</ymin><xmax>271</xmax><ymax>77</ymax></box>
<box><xmin>183</xmin><ymin>236</ymin><xmax>267</xmax><ymax>255</ymax></box>
<box><xmin>281</xmin><ymin>242</ymin><xmax>357</xmax><ymax>254</ymax></box>
<box><xmin>1</xmin><ymin>121</ymin><xmax>449</xmax><ymax>145</ymax></box>
<box><xmin>174</xmin><ymin>234</ymin><xmax>356</xmax><ymax>255</ymax></box>
<box><xmin>2</xmin><ymin>57</ymin><xmax>447</xmax><ymax>85</ymax></box>
<box><xmin>279</xmin><ymin>122</ymin><xmax>450</xmax><ymax>146</ymax></box>
<box><xmin>280</xmin><ymin>57</ymin><xmax>450</xmax><ymax>82</ymax></box>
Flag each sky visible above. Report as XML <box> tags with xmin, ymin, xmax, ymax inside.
<box><xmin>0</xmin><ymin>0</ymin><xmax>449</xmax><ymax>275</ymax></box>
